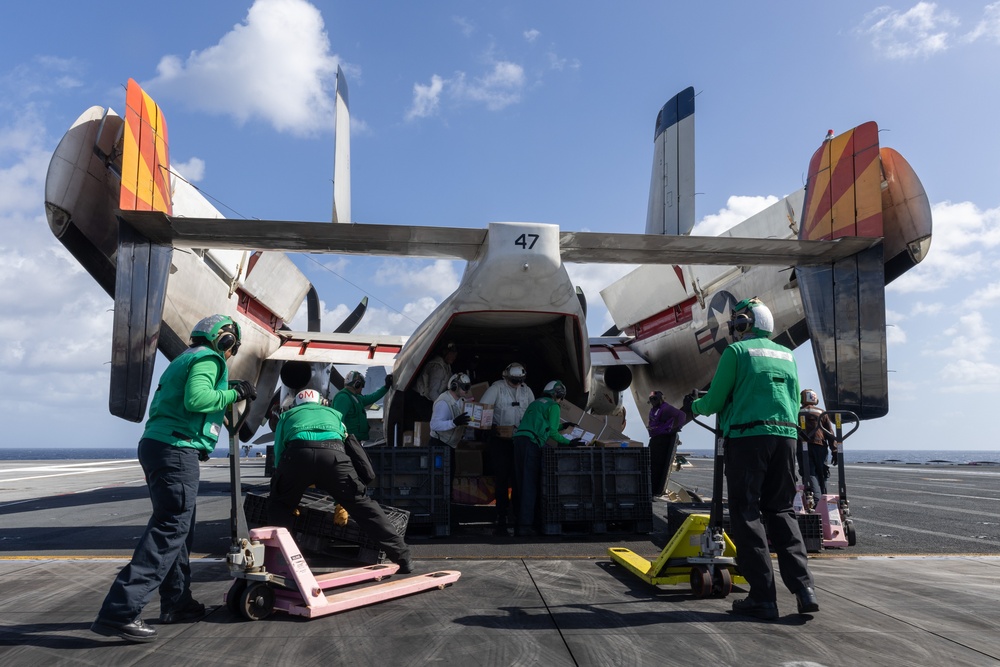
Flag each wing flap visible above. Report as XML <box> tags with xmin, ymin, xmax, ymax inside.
<box><xmin>267</xmin><ymin>332</ymin><xmax>407</xmax><ymax>366</ymax></box>
<box><xmin>589</xmin><ymin>339</ymin><xmax>647</xmax><ymax>366</ymax></box>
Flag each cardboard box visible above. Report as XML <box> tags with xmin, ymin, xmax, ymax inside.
<box><xmin>451</xmin><ymin>475</ymin><xmax>496</xmax><ymax>504</ymax></box>
<box><xmin>470</xmin><ymin>382</ymin><xmax>489</xmax><ymax>402</ymax></box>
<box><xmin>401</xmin><ymin>431</ymin><xmax>414</xmax><ymax>447</ymax></box>
<box><xmin>559</xmin><ymin>401</ymin><xmax>606</xmax><ymax>444</ymax></box>
<box><xmin>413</xmin><ymin>422</ymin><xmax>431</xmax><ymax>447</ymax></box>
<box><xmin>454</xmin><ymin>449</ymin><xmax>483</xmax><ymax>476</ymax></box>
<box><xmin>464</xmin><ymin>402</ymin><xmax>494</xmax><ymax>429</ymax></box>
<box><xmin>597</xmin><ymin>439</ymin><xmax>644</xmax><ymax>448</ymax></box>
<box><xmin>495</xmin><ymin>424</ymin><xmax>516</xmax><ymax>438</ymax></box>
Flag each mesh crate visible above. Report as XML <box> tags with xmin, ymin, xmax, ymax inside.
<box><xmin>796</xmin><ymin>512</ymin><xmax>823</xmax><ymax>553</ymax></box>
<box><xmin>366</xmin><ymin>446</ymin><xmax>451</xmax><ymax>534</ymax></box>
<box><xmin>541</xmin><ymin>448</ymin><xmax>602</xmax><ymax>525</ymax></box>
<box><xmin>600</xmin><ymin>449</ymin><xmax>652</xmax><ymax>522</ymax></box>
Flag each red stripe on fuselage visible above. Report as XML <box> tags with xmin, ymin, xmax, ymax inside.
<box><xmin>624</xmin><ymin>296</ymin><xmax>697</xmax><ymax>341</ymax></box>
<box><xmin>236</xmin><ymin>287</ymin><xmax>283</xmax><ymax>332</ymax></box>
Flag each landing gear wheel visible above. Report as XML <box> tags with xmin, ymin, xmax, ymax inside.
<box><xmin>238</xmin><ymin>581</ymin><xmax>275</xmax><ymax>621</ymax></box>
<box><xmin>846</xmin><ymin>520</ymin><xmax>857</xmax><ymax>546</ymax></box>
<box><xmin>711</xmin><ymin>567</ymin><xmax>732</xmax><ymax>598</ymax></box>
<box><xmin>226</xmin><ymin>579</ymin><xmax>248</xmax><ymax>615</ymax></box>
<box><xmin>690</xmin><ymin>565</ymin><xmax>712</xmax><ymax>598</ymax></box>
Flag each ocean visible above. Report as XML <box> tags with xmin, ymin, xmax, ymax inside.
<box><xmin>1</xmin><ymin>447</ymin><xmax>998</xmax><ymax>465</ymax></box>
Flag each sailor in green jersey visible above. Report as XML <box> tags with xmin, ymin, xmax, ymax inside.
<box><xmin>93</xmin><ymin>314</ymin><xmax>256</xmax><ymax>643</ymax></box>
<box><xmin>688</xmin><ymin>297</ymin><xmax>818</xmax><ymax>620</ymax></box>
<box><xmin>512</xmin><ymin>380</ymin><xmax>584</xmax><ymax>536</ymax></box>
<box><xmin>268</xmin><ymin>388</ymin><xmax>413</xmax><ymax>573</ymax></box>
<box><xmin>332</xmin><ymin>370</ymin><xmax>392</xmax><ymax>442</ymax></box>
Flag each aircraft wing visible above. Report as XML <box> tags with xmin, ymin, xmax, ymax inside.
<box><xmin>117</xmin><ymin>210</ymin><xmax>878</xmax><ymax>267</ymax></box>
<box><xmin>589</xmin><ymin>338</ymin><xmax>647</xmax><ymax>366</ymax></box>
<box><xmin>267</xmin><ymin>331</ymin><xmax>407</xmax><ymax>366</ymax></box>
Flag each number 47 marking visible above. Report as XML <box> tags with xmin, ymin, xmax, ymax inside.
<box><xmin>514</xmin><ymin>233</ymin><xmax>539</xmax><ymax>249</ymax></box>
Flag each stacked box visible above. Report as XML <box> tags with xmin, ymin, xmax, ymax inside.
<box><xmin>365</xmin><ymin>446</ymin><xmax>451</xmax><ymax>536</ymax></box>
<box><xmin>242</xmin><ymin>490</ymin><xmax>409</xmax><ymax>564</ymax></box>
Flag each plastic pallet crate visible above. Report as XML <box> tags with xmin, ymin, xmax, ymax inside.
<box><xmin>541</xmin><ymin>449</ymin><xmax>602</xmax><ymax>524</ymax></box>
<box><xmin>366</xmin><ymin>446</ymin><xmax>451</xmax><ymax>534</ymax></box>
<box><xmin>541</xmin><ymin>519</ymin><xmax>608</xmax><ymax>536</ymax></box>
<box><xmin>796</xmin><ymin>512</ymin><xmax>823</xmax><ymax>553</ymax></box>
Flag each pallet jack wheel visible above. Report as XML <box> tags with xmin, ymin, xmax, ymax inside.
<box><xmin>846</xmin><ymin>520</ymin><xmax>857</xmax><ymax>546</ymax></box>
<box><xmin>689</xmin><ymin>565</ymin><xmax>712</xmax><ymax>598</ymax></box>
<box><xmin>226</xmin><ymin>579</ymin><xmax>248</xmax><ymax>615</ymax></box>
<box><xmin>711</xmin><ymin>567</ymin><xmax>732</xmax><ymax>598</ymax></box>
<box><xmin>239</xmin><ymin>581</ymin><xmax>275</xmax><ymax>621</ymax></box>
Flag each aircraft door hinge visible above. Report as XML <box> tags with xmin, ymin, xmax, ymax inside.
<box><xmin>692</xmin><ymin>277</ymin><xmax>706</xmax><ymax>309</ymax></box>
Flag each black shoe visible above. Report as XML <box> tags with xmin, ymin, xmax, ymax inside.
<box><xmin>159</xmin><ymin>599</ymin><xmax>206</xmax><ymax>624</ymax></box>
<box><xmin>492</xmin><ymin>524</ymin><xmax>511</xmax><ymax>537</ymax></box>
<box><xmin>91</xmin><ymin>616</ymin><xmax>158</xmax><ymax>643</ymax></box>
<box><xmin>396</xmin><ymin>558</ymin><xmax>415</xmax><ymax>574</ymax></box>
<box><xmin>796</xmin><ymin>587</ymin><xmax>819</xmax><ymax>614</ymax></box>
<box><xmin>515</xmin><ymin>527</ymin><xmax>538</xmax><ymax>537</ymax></box>
<box><xmin>731</xmin><ymin>596</ymin><xmax>779</xmax><ymax>620</ymax></box>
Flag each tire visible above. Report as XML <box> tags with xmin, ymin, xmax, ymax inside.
<box><xmin>238</xmin><ymin>582</ymin><xmax>275</xmax><ymax>621</ymax></box>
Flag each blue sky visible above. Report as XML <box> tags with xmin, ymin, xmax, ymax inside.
<box><xmin>2</xmin><ymin>1</ymin><xmax>998</xmax><ymax>451</ymax></box>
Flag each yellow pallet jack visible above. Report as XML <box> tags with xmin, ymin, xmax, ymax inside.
<box><xmin>609</xmin><ymin>404</ymin><xmax>746</xmax><ymax>597</ymax></box>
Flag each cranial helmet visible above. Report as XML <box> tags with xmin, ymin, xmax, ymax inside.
<box><xmin>449</xmin><ymin>373</ymin><xmax>472</xmax><ymax>392</ymax></box>
<box><xmin>294</xmin><ymin>388</ymin><xmax>322</xmax><ymax>406</ymax></box>
<box><xmin>190</xmin><ymin>314</ymin><xmax>242</xmax><ymax>355</ymax></box>
<box><xmin>728</xmin><ymin>297</ymin><xmax>774</xmax><ymax>340</ymax></box>
<box><xmin>648</xmin><ymin>390</ymin><xmax>664</xmax><ymax>404</ymax></box>
<box><xmin>801</xmin><ymin>389</ymin><xmax>819</xmax><ymax>406</ymax></box>
<box><xmin>344</xmin><ymin>370</ymin><xmax>366</xmax><ymax>389</ymax></box>
<box><xmin>543</xmin><ymin>380</ymin><xmax>567</xmax><ymax>400</ymax></box>
<box><xmin>503</xmin><ymin>363</ymin><xmax>527</xmax><ymax>384</ymax></box>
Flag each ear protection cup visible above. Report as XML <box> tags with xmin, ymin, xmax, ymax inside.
<box><xmin>216</xmin><ymin>331</ymin><xmax>237</xmax><ymax>353</ymax></box>
<box><xmin>732</xmin><ymin>312</ymin><xmax>753</xmax><ymax>334</ymax></box>
<box><xmin>449</xmin><ymin>377</ymin><xmax>458</xmax><ymax>391</ymax></box>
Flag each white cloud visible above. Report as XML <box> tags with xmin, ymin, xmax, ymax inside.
<box><xmin>144</xmin><ymin>0</ymin><xmax>340</xmax><ymax>137</ymax></box>
<box><xmin>171</xmin><ymin>157</ymin><xmax>205</xmax><ymax>182</ymax></box>
<box><xmin>453</xmin><ymin>16</ymin><xmax>476</xmax><ymax>38</ymax></box>
<box><xmin>373</xmin><ymin>259</ymin><xmax>460</xmax><ymax>300</ymax></box>
<box><xmin>524</xmin><ymin>29</ymin><xmax>540</xmax><ymax>43</ymax></box>
<box><xmin>940</xmin><ymin>358</ymin><xmax>1000</xmax><ymax>389</ymax></box>
<box><xmin>856</xmin><ymin>2</ymin><xmax>960</xmax><ymax>59</ymax></box>
<box><xmin>452</xmin><ymin>61</ymin><xmax>526</xmax><ymax>111</ymax></box>
<box><xmin>692</xmin><ymin>195</ymin><xmax>779</xmax><ymax>237</ymax></box>
<box><xmin>965</xmin><ymin>1</ymin><xmax>1000</xmax><ymax>43</ymax></box>
<box><xmin>405</xmin><ymin>75</ymin><xmax>445</xmax><ymax>121</ymax></box>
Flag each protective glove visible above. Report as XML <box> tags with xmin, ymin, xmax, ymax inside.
<box><xmin>453</xmin><ymin>413</ymin><xmax>472</xmax><ymax>426</ymax></box>
<box><xmin>682</xmin><ymin>391</ymin><xmax>697</xmax><ymax>414</ymax></box>
<box><xmin>385</xmin><ymin>373</ymin><xmax>394</xmax><ymax>388</ymax></box>
<box><xmin>567</xmin><ymin>438</ymin><xmax>586</xmax><ymax>447</ymax></box>
<box><xmin>830</xmin><ymin>450</ymin><xmax>839</xmax><ymax>465</ymax></box>
<box><xmin>232</xmin><ymin>379</ymin><xmax>257</xmax><ymax>402</ymax></box>
<box><xmin>198</xmin><ymin>450</ymin><xmax>210</xmax><ymax>462</ymax></box>
<box><xmin>560</xmin><ymin>421</ymin><xmax>576</xmax><ymax>431</ymax></box>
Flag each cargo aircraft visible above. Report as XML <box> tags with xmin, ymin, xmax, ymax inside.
<box><xmin>43</xmin><ymin>71</ymin><xmax>932</xmax><ymax>445</ymax></box>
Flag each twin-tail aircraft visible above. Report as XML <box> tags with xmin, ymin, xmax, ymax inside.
<box><xmin>44</xmin><ymin>72</ymin><xmax>932</xmax><ymax>446</ymax></box>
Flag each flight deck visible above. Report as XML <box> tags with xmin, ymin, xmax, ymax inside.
<box><xmin>1</xmin><ymin>458</ymin><xmax>998</xmax><ymax>666</ymax></box>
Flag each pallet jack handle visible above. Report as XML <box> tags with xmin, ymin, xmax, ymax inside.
<box><xmin>229</xmin><ymin>403</ymin><xmax>250</xmax><ymax>547</ymax></box>
<box><xmin>685</xmin><ymin>391</ymin><xmax>727</xmax><ymax>546</ymax></box>
<box><xmin>824</xmin><ymin>410</ymin><xmax>859</xmax><ymax>505</ymax></box>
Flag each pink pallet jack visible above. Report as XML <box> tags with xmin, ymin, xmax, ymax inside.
<box><xmin>223</xmin><ymin>408</ymin><xmax>460</xmax><ymax>621</ymax></box>
<box><xmin>795</xmin><ymin>410</ymin><xmax>860</xmax><ymax>549</ymax></box>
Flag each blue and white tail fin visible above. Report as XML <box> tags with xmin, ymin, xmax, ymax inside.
<box><xmin>645</xmin><ymin>87</ymin><xmax>695</xmax><ymax>236</ymax></box>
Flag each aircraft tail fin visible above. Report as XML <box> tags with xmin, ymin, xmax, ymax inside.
<box><xmin>332</xmin><ymin>66</ymin><xmax>351</xmax><ymax>223</ymax></box>
<box><xmin>797</xmin><ymin>122</ymin><xmax>887</xmax><ymax>419</ymax></box>
<box><xmin>645</xmin><ymin>87</ymin><xmax>695</xmax><ymax>236</ymax></box>
<box><xmin>111</xmin><ymin>79</ymin><xmax>173</xmax><ymax>421</ymax></box>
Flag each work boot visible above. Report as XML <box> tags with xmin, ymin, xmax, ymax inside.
<box><xmin>159</xmin><ymin>599</ymin><xmax>207</xmax><ymax>624</ymax></box>
<box><xmin>796</xmin><ymin>587</ymin><xmax>820</xmax><ymax>614</ymax></box>
<box><xmin>730</xmin><ymin>596</ymin><xmax>779</xmax><ymax>620</ymax></box>
<box><xmin>396</xmin><ymin>558</ymin><xmax>416</xmax><ymax>574</ymax></box>
<box><xmin>91</xmin><ymin>616</ymin><xmax>158</xmax><ymax>643</ymax></box>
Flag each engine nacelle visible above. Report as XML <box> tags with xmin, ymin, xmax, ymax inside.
<box><xmin>587</xmin><ymin>365</ymin><xmax>632</xmax><ymax>416</ymax></box>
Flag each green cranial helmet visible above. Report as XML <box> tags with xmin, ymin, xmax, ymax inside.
<box><xmin>190</xmin><ymin>314</ymin><xmax>242</xmax><ymax>355</ymax></box>
<box><xmin>728</xmin><ymin>297</ymin><xmax>774</xmax><ymax>340</ymax></box>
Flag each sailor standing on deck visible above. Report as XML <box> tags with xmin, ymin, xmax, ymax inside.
<box><xmin>646</xmin><ymin>390</ymin><xmax>686</xmax><ymax>498</ymax></box>
<box><xmin>480</xmin><ymin>363</ymin><xmax>535</xmax><ymax>536</ymax></box>
<box><xmin>92</xmin><ymin>314</ymin><xmax>256</xmax><ymax>643</ymax></box>
<box><xmin>688</xmin><ymin>297</ymin><xmax>819</xmax><ymax>620</ymax></box>
<box><xmin>332</xmin><ymin>370</ymin><xmax>391</xmax><ymax>444</ymax></box>
<box><xmin>428</xmin><ymin>373</ymin><xmax>473</xmax><ymax>473</ymax></box>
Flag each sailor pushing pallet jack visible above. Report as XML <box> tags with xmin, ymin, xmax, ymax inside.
<box><xmin>223</xmin><ymin>406</ymin><xmax>461</xmax><ymax>621</ymax></box>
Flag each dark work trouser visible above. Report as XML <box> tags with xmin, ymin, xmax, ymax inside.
<box><xmin>267</xmin><ymin>443</ymin><xmax>410</xmax><ymax>564</ymax></box>
<box><xmin>808</xmin><ymin>443</ymin><xmax>830</xmax><ymax>495</ymax></box>
<box><xmin>98</xmin><ymin>438</ymin><xmax>200</xmax><ymax>622</ymax></box>
<box><xmin>725</xmin><ymin>435</ymin><xmax>813</xmax><ymax>603</ymax></box>
<box><xmin>487</xmin><ymin>433</ymin><xmax>514</xmax><ymax>525</ymax></box>
<box><xmin>512</xmin><ymin>436</ymin><xmax>542</xmax><ymax>529</ymax></box>
<box><xmin>648</xmin><ymin>432</ymin><xmax>679</xmax><ymax>496</ymax></box>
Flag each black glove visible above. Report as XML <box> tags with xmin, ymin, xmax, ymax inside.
<box><xmin>453</xmin><ymin>413</ymin><xmax>471</xmax><ymax>426</ymax></box>
<box><xmin>198</xmin><ymin>450</ymin><xmax>210</xmax><ymax>462</ymax></box>
<box><xmin>831</xmin><ymin>450</ymin><xmax>839</xmax><ymax>465</ymax></box>
<box><xmin>560</xmin><ymin>421</ymin><xmax>576</xmax><ymax>431</ymax></box>
<box><xmin>232</xmin><ymin>379</ymin><xmax>257</xmax><ymax>402</ymax></box>
<box><xmin>568</xmin><ymin>438</ymin><xmax>586</xmax><ymax>447</ymax></box>
<box><xmin>682</xmin><ymin>391</ymin><xmax>697</xmax><ymax>414</ymax></box>
<box><xmin>385</xmin><ymin>373</ymin><xmax>394</xmax><ymax>388</ymax></box>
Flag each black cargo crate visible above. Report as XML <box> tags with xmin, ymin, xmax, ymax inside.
<box><xmin>541</xmin><ymin>448</ymin><xmax>601</xmax><ymax>524</ymax></box>
<box><xmin>600</xmin><ymin>448</ymin><xmax>652</xmax><ymax>523</ymax></box>
<box><xmin>365</xmin><ymin>446</ymin><xmax>451</xmax><ymax>535</ymax></box>
<box><xmin>242</xmin><ymin>490</ymin><xmax>409</xmax><ymax>564</ymax></box>
<box><xmin>796</xmin><ymin>512</ymin><xmax>823</xmax><ymax>553</ymax></box>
